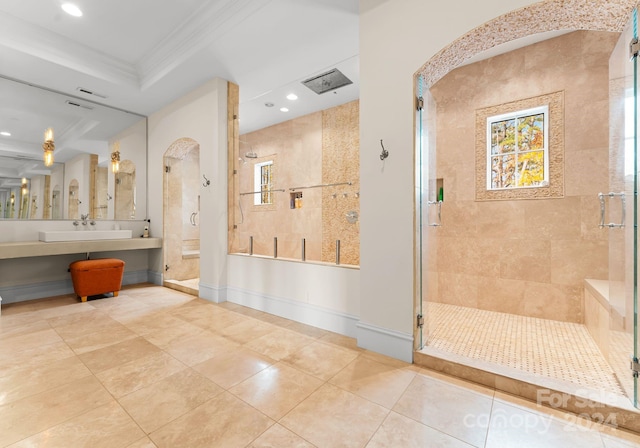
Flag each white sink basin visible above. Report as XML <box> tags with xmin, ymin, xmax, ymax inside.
<box><xmin>39</xmin><ymin>230</ymin><xmax>133</xmax><ymax>242</ymax></box>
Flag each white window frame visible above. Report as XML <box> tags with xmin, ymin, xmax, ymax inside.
<box><xmin>486</xmin><ymin>105</ymin><xmax>549</xmax><ymax>191</ymax></box>
<box><xmin>254</xmin><ymin>160</ymin><xmax>273</xmax><ymax>205</ymax></box>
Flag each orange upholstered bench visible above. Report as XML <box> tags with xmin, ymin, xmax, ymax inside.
<box><xmin>69</xmin><ymin>258</ymin><xmax>125</xmax><ymax>302</ymax></box>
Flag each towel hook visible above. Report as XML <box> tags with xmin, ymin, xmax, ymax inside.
<box><xmin>380</xmin><ymin>139</ymin><xmax>389</xmax><ymax>161</ymax></box>
<box><xmin>202</xmin><ymin>174</ymin><xmax>211</xmax><ymax>187</ymax></box>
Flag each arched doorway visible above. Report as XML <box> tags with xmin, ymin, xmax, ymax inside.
<box><xmin>163</xmin><ymin>138</ymin><xmax>201</xmax><ymax>296</ymax></box>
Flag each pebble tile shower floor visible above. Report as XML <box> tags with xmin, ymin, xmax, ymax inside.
<box><xmin>425</xmin><ymin>302</ymin><xmax>625</xmax><ymax>396</ymax></box>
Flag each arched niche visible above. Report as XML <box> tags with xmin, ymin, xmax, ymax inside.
<box><xmin>114</xmin><ymin>159</ymin><xmax>136</xmax><ymax>220</ymax></box>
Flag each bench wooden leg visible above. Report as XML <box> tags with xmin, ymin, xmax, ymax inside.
<box><xmin>81</xmin><ymin>296</ymin><xmax>87</xmax><ymax>302</ymax></box>
<box><xmin>113</xmin><ymin>291</ymin><xmax>119</xmax><ymax>297</ymax></box>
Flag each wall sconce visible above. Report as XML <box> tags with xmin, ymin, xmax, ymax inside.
<box><xmin>111</xmin><ymin>141</ymin><xmax>120</xmax><ymax>173</ymax></box>
<box><xmin>21</xmin><ymin>178</ymin><xmax>28</xmax><ymax>195</ymax></box>
<box><xmin>43</xmin><ymin>127</ymin><xmax>54</xmax><ymax>167</ymax></box>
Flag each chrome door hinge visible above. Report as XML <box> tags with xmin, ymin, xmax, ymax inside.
<box><xmin>630</xmin><ymin>37</ymin><xmax>640</xmax><ymax>60</ymax></box>
<box><xmin>417</xmin><ymin>96</ymin><xmax>424</xmax><ymax>111</ymax></box>
<box><xmin>165</xmin><ymin>165</ymin><xmax>171</xmax><ymax>173</ymax></box>
<box><xmin>631</xmin><ymin>357</ymin><xmax>640</xmax><ymax>378</ymax></box>
<box><xmin>417</xmin><ymin>314</ymin><xmax>424</xmax><ymax>329</ymax></box>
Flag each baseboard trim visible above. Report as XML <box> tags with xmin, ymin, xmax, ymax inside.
<box><xmin>199</xmin><ymin>282</ymin><xmax>228</xmax><ymax>303</ymax></box>
<box><xmin>0</xmin><ymin>270</ymin><xmax>152</xmax><ymax>304</ymax></box>
<box><xmin>148</xmin><ymin>270</ymin><xmax>163</xmax><ymax>286</ymax></box>
<box><xmin>226</xmin><ymin>286</ymin><xmax>359</xmax><ymax>338</ymax></box>
<box><xmin>356</xmin><ymin>320</ymin><xmax>414</xmax><ymax>363</ymax></box>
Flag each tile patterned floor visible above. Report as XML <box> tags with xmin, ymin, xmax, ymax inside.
<box><xmin>0</xmin><ymin>285</ymin><xmax>639</xmax><ymax>447</ymax></box>
<box><xmin>425</xmin><ymin>302</ymin><xmax>625</xmax><ymax>396</ymax></box>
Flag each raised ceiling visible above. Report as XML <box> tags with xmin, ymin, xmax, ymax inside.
<box><xmin>0</xmin><ymin>0</ymin><xmax>360</xmax><ymax>136</ymax></box>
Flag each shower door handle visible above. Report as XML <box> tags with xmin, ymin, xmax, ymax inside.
<box><xmin>598</xmin><ymin>192</ymin><xmax>625</xmax><ymax>229</ymax></box>
<box><xmin>427</xmin><ymin>200</ymin><xmax>442</xmax><ymax>227</ymax></box>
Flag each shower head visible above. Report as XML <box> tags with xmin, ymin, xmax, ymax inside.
<box><xmin>245</xmin><ymin>152</ymin><xmax>258</xmax><ymax>159</ymax></box>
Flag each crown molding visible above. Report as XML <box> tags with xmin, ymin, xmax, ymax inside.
<box><xmin>136</xmin><ymin>0</ymin><xmax>269</xmax><ymax>90</ymax></box>
<box><xmin>0</xmin><ymin>12</ymin><xmax>139</xmax><ymax>88</ymax></box>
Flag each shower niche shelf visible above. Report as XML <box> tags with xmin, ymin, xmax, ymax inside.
<box><xmin>290</xmin><ymin>192</ymin><xmax>303</xmax><ymax>209</ymax></box>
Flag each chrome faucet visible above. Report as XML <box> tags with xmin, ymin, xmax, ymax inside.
<box><xmin>80</xmin><ymin>214</ymin><xmax>89</xmax><ymax>228</ymax></box>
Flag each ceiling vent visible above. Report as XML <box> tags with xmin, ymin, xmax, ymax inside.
<box><xmin>65</xmin><ymin>100</ymin><xmax>94</xmax><ymax>110</ymax></box>
<box><xmin>302</xmin><ymin>68</ymin><xmax>352</xmax><ymax>95</ymax></box>
<box><xmin>76</xmin><ymin>87</ymin><xmax>107</xmax><ymax>99</ymax></box>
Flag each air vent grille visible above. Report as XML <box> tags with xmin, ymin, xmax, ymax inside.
<box><xmin>76</xmin><ymin>87</ymin><xmax>107</xmax><ymax>99</ymax></box>
<box><xmin>302</xmin><ymin>68</ymin><xmax>352</xmax><ymax>95</ymax></box>
<box><xmin>65</xmin><ymin>100</ymin><xmax>94</xmax><ymax>110</ymax></box>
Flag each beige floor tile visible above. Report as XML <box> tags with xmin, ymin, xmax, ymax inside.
<box><xmin>64</xmin><ymin>322</ymin><xmax>138</xmax><ymax>354</ymax></box>
<box><xmin>318</xmin><ymin>332</ymin><xmax>362</xmax><ymax>351</ymax></box>
<box><xmin>119</xmin><ymin>368</ymin><xmax>223</xmax><ymax>433</ymax></box>
<box><xmin>142</xmin><ymin>320</ymin><xmax>205</xmax><ymax>349</ymax></box>
<box><xmin>216</xmin><ymin>318</ymin><xmax>278</xmax><ymax>345</ymax></box>
<box><xmin>0</xmin><ymin>376</ymin><xmax>113</xmax><ymax>447</ymax></box>
<box><xmin>0</xmin><ymin>328</ymin><xmax>62</xmax><ymax>357</ymax></box>
<box><xmin>244</xmin><ymin>327</ymin><xmax>316</xmax><ymax>361</ymax></box>
<box><xmin>282</xmin><ymin>340</ymin><xmax>359</xmax><ymax>381</ymax></box>
<box><xmin>230</xmin><ymin>363</ymin><xmax>323</xmax><ymax>420</ymax></box>
<box><xmin>190</xmin><ymin>309</ymin><xmax>250</xmax><ymax>334</ymax></box>
<box><xmin>52</xmin><ymin>313</ymin><xmax>126</xmax><ymax>340</ymax></box>
<box><xmin>366</xmin><ymin>411</ymin><xmax>474</xmax><ymax>448</ymax></box>
<box><xmin>329</xmin><ymin>356</ymin><xmax>416</xmax><ymax>409</ymax></box>
<box><xmin>7</xmin><ymin>401</ymin><xmax>145</xmax><ymax>448</ymax></box>
<box><xmin>485</xmin><ymin>401</ymin><xmax>606</xmax><ymax>448</ymax></box>
<box><xmin>45</xmin><ymin>308</ymin><xmax>109</xmax><ymax>331</ymax></box>
<box><xmin>284</xmin><ymin>320</ymin><xmax>330</xmax><ymax>339</ymax></box>
<box><xmin>193</xmin><ymin>347</ymin><xmax>274</xmax><ymax>389</ymax></box>
<box><xmin>0</xmin><ymin>355</ymin><xmax>91</xmax><ymax>405</ymax></box>
<box><xmin>119</xmin><ymin>311</ymin><xmax>187</xmax><ymax>336</ymax></box>
<box><xmin>247</xmin><ymin>423</ymin><xmax>315</xmax><ymax>448</ymax></box>
<box><xmin>280</xmin><ymin>383</ymin><xmax>389</xmax><ymax>448</ymax></box>
<box><xmin>393</xmin><ymin>374</ymin><xmax>493</xmax><ymax>447</ymax></box>
<box><xmin>149</xmin><ymin>391</ymin><xmax>274</xmax><ymax>448</ymax></box>
<box><xmin>79</xmin><ymin>336</ymin><xmax>162</xmax><ymax>374</ymax></box>
<box><xmin>96</xmin><ymin>351</ymin><xmax>187</xmax><ymax>398</ymax></box>
<box><xmin>0</xmin><ymin>319</ymin><xmax>51</xmax><ymax>340</ymax></box>
<box><xmin>0</xmin><ymin>341</ymin><xmax>76</xmax><ymax>377</ymax></box>
<box><xmin>126</xmin><ymin>437</ymin><xmax>158</xmax><ymax>448</ymax></box>
<box><xmin>169</xmin><ymin>300</ymin><xmax>227</xmax><ymax>322</ymax></box>
<box><xmin>162</xmin><ymin>330</ymin><xmax>240</xmax><ymax>366</ymax></box>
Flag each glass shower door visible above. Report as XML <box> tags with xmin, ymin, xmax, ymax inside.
<box><xmin>608</xmin><ymin>8</ymin><xmax>639</xmax><ymax>407</ymax></box>
<box><xmin>416</xmin><ymin>76</ymin><xmax>438</xmax><ymax>350</ymax></box>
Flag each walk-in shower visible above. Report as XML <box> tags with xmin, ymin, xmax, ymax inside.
<box><xmin>415</xmin><ymin>16</ymin><xmax>640</xmax><ymax>419</ymax></box>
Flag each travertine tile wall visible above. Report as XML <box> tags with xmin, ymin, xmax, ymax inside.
<box><xmin>427</xmin><ymin>31</ymin><xmax>618</xmax><ymax>323</ymax></box>
<box><xmin>232</xmin><ymin>100</ymin><xmax>360</xmax><ymax>265</ymax></box>
<box><xmin>321</xmin><ymin>101</ymin><xmax>360</xmax><ymax>265</ymax></box>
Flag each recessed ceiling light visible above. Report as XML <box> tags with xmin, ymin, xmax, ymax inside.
<box><xmin>0</xmin><ymin>131</ymin><xmax>10</xmax><ymax>136</ymax></box>
<box><xmin>62</xmin><ymin>3</ymin><xmax>83</xmax><ymax>17</ymax></box>
<box><xmin>286</xmin><ymin>93</ymin><xmax>298</xmax><ymax>101</ymax></box>
<box><xmin>280</xmin><ymin>107</ymin><xmax>289</xmax><ymax>112</ymax></box>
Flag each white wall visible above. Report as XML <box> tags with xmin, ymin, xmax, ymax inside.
<box><xmin>358</xmin><ymin>0</ymin><xmax>536</xmax><ymax>360</ymax></box>
<box><xmin>147</xmin><ymin>78</ymin><xmax>229</xmax><ymax>296</ymax></box>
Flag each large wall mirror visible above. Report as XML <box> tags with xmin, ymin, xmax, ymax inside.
<box><xmin>0</xmin><ymin>76</ymin><xmax>147</xmax><ymax>220</ymax></box>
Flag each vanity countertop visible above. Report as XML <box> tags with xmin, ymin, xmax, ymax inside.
<box><xmin>0</xmin><ymin>237</ymin><xmax>162</xmax><ymax>259</ymax></box>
